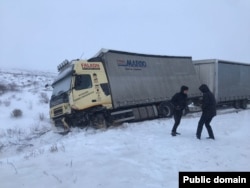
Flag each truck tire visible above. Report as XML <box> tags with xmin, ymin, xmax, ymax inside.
<box><xmin>233</xmin><ymin>101</ymin><xmax>240</xmax><ymax>109</ymax></box>
<box><xmin>91</xmin><ymin>113</ymin><xmax>107</xmax><ymax>129</ymax></box>
<box><xmin>158</xmin><ymin>102</ymin><xmax>174</xmax><ymax>118</ymax></box>
<box><xmin>240</xmin><ymin>100</ymin><xmax>248</xmax><ymax>109</ymax></box>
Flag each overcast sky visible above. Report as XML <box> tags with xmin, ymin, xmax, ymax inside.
<box><xmin>1</xmin><ymin>0</ymin><xmax>250</xmax><ymax>72</ymax></box>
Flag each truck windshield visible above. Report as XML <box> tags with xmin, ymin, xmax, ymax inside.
<box><xmin>52</xmin><ymin>75</ymin><xmax>72</xmax><ymax>96</ymax></box>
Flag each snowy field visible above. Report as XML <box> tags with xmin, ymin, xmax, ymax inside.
<box><xmin>0</xmin><ymin>68</ymin><xmax>250</xmax><ymax>188</ymax></box>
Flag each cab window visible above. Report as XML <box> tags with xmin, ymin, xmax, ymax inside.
<box><xmin>75</xmin><ymin>75</ymin><xmax>92</xmax><ymax>90</ymax></box>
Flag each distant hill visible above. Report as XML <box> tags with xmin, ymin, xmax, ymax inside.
<box><xmin>0</xmin><ymin>67</ymin><xmax>56</xmax><ymax>94</ymax></box>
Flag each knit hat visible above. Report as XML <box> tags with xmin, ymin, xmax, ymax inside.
<box><xmin>181</xmin><ymin>85</ymin><xmax>189</xmax><ymax>92</ymax></box>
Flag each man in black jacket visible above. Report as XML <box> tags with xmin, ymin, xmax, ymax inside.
<box><xmin>171</xmin><ymin>85</ymin><xmax>189</xmax><ymax>136</ymax></box>
<box><xmin>196</xmin><ymin>84</ymin><xmax>216</xmax><ymax>140</ymax></box>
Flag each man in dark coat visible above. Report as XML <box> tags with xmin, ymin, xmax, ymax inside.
<box><xmin>171</xmin><ymin>85</ymin><xmax>189</xmax><ymax>136</ymax></box>
<box><xmin>196</xmin><ymin>84</ymin><xmax>216</xmax><ymax>140</ymax></box>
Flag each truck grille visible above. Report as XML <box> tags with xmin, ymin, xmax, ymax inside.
<box><xmin>54</xmin><ymin>107</ymin><xmax>63</xmax><ymax>116</ymax></box>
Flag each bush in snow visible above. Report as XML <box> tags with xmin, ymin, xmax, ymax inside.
<box><xmin>49</xmin><ymin>143</ymin><xmax>65</xmax><ymax>153</ymax></box>
<box><xmin>11</xmin><ymin>109</ymin><xmax>23</xmax><ymax>118</ymax></box>
<box><xmin>7</xmin><ymin>83</ymin><xmax>19</xmax><ymax>92</ymax></box>
<box><xmin>39</xmin><ymin>92</ymin><xmax>49</xmax><ymax>104</ymax></box>
<box><xmin>39</xmin><ymin>113</ymin><xmax>45</xmax><ymax>121</ymax></box>
<box><xmin>0</xmin><ymin>82</ymin><xmax>19</xmax><ymax>94</ymax></box>
<box><xmin>0</xmin><ymin>83</ymin><xmax>8</xmax><ymax>95</ymax></box>
<box><xmin>49</xmin><ymin>144</ymin><xmax>58</xmax><ymax>153</ymax></box>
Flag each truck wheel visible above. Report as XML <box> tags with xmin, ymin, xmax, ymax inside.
<box><xmin>233</xmin><ymin>101</ymin><xmax>240</xmax><ymax>109</ymax></box>
<box><xmin>240</xmin><ymin>100</ymin><xmax>248</xmax><ymax>109</ymax></box>
<box><xmin>92</xmin><ymin>113</ymin><xmax>107</xmax><ymax>129</ymax></box>
<box><xmin>158</xmin><ymin>102</ymin><xmax>173</xmax><ymax>118</ymax></box>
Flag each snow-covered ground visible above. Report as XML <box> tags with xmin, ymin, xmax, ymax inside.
<box><xmin>0</xmin><ymin>68</ymin><xmax>250</xmax><ymax>188</ymax></box>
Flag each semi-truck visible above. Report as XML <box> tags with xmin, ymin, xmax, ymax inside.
<box><xmin>193</xmin><ymin>59</ymin><xmax>250</xmax><ymax>109</ymax></box>
<box><xmin>49</xmin><ymin>49</ymin><xmax>202</xmax><ymax>132</ymax></box>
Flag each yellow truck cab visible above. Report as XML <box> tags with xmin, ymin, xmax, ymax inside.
<box><xmin>50</xmin><ymin>59</ymin><xmax>112</xmax><ymax>132</ymax></box>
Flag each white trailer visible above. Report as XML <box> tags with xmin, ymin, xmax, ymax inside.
<box><xmin>193</xmin><ymin>59</ymin><xmax>250</xmax><ymax>109</ymax></box>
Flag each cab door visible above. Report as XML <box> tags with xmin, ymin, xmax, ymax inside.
<box><xmin>71</xmin><ymin>74</ymin><xmax>97</xmax><ymax>110</ymax></box>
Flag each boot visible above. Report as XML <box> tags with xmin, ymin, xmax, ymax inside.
<box><xmin>196</xmin><ymin>134</ymin><xmax>201</xmax><ymax>140</ymax></box>
<box><xmin>206</xmin><ymin>137</ymin><xmax>215</xmax><ymax>140</ymax></box>
<box><xmin>171</xmin><ymin>132</ymin><xmax>176</xmax><ymax>136</ymax></box>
